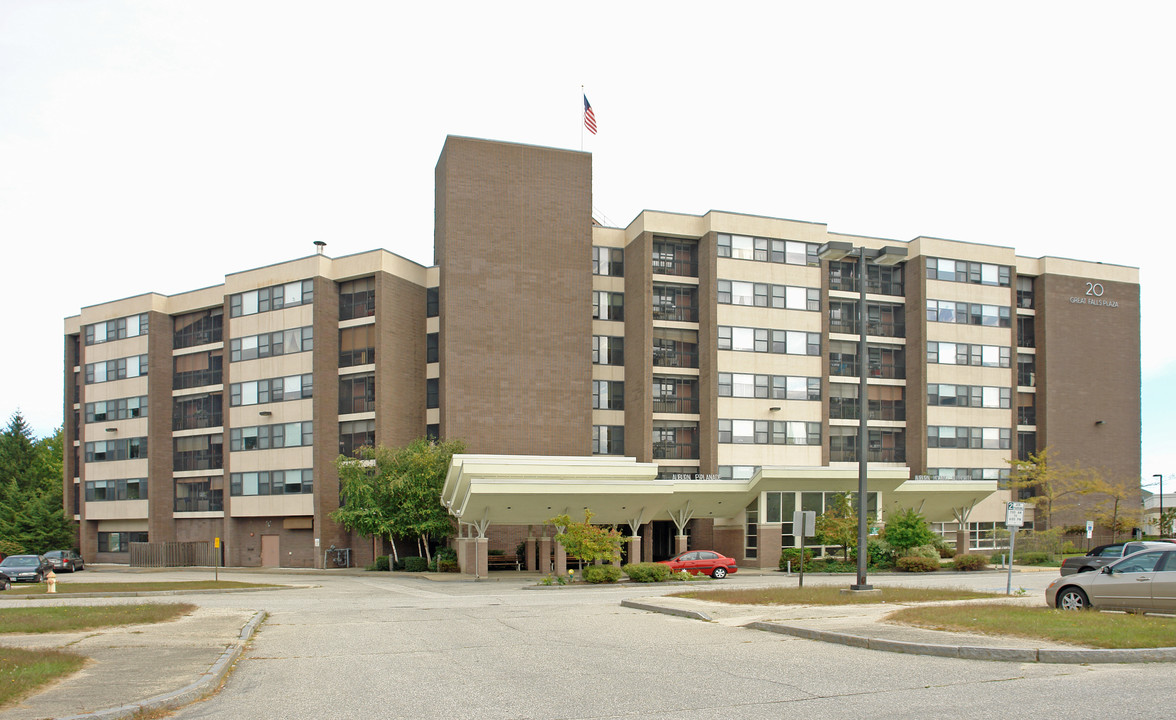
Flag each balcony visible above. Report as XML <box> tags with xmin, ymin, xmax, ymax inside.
<box><xmin>653</xmin><ymin>342</ymin><xmax>698</xmax><ymax>369</ymax></box>
<box><xmin>173</xmin><ymin>448</ymin><xmax>224</xmax><ymax>473</ymax></box>
<box><xmin>829</xmin><ymin>398</ymin><xmax>906</xmax><ymax>422</ymax></box>
<box><xmin>653</xmin><ymin>397</ymin><xmax>699</xmax><ymax>414</ymax></box>
<box><xmin>653</xmin><ymin>303</ymin><xmax>698</xmax><ymax>323</ymax></box>
<box><xmin>1018</xmin><ymin>406</ymin><xmax>1036</xmax><ymax>426</ymax></box>
<box><xmin>652</xmin><ymin>441</ymin><xmax>700</xmax><ymax>460</ymax></box>
<box><xmin>830</xmin><ymin>318</ymin><xmax>906</xmax><ymax>338</ymax></box>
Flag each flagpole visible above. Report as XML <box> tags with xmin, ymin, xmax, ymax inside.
<box><xmin>580</xmin><ymin>84</ymin><xmax>584</xmax><ymax>151</ymax></box>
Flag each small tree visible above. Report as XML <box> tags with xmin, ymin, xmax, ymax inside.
<box><xmin>1083</xmin><ymin>470</ymin><xmax>1138</xmax><ymax>542</ymax></box>
<box><xmin>815</xmin><ymin>493</ymin><xmax>857</xmax><ymax>561</ymax></box>
<box><xmin>550</xmin><ymin>510</ymin><xmax>623</xmax><ymax>566</ymax></box>
<box><xmin>882</xmin><ymin>507</ymin><xmax>935</xmax><ymax>552</ymax></box>
<box><xmin>1008</xmin><ymin>447</ymin><xmax>1086</xmax><ymax>530</ymax></box>
<box><xmin>1157</xmin><ymin>508</ymin><xmax>1176</xmax><ymax>537</ymax></box>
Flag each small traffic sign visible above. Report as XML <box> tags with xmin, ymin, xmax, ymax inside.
<box><xmin>1006</xmin><ymin>501</ymin><xmax>1025</xmax><ymax>527</ymax></box>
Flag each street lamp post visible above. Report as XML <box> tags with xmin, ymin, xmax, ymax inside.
<box><xmin>817</xmin><ymin>241</ymin><xmax>906</xmax><ymax>591</ymax></box>
<box><xmin>1154</xmin><ymin>474</ymin><xmax>1164</xmax><ymax>535</ymax></box>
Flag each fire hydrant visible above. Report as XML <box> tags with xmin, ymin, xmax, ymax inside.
<box><xmin>46</xmin><ymin>569</ymin><xmax>57</xmax><ymax>594</ymax></box>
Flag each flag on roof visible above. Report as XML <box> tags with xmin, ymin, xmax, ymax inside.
<box><xmin>583</xmin><ymin>94</ymin><xmax>597</xmax><ymax>135</ymax></box>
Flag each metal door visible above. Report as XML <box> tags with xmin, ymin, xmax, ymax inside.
<box><xmin>260</xmin><ymin>535</ymin><xmax>280</xmax><ymax>567</ymax></box>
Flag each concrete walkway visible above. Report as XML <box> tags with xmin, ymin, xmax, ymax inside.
<box><xmin>1</xmin><ymin>607</ymin><xmax>263</xmax><ymax>720</ymax></box>
<box><xmin>621</xmin><ymin>594</ymin><xmax>1176</xmax><ymax>663</ymax></box>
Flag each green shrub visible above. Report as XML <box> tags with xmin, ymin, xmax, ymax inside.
<box><xmin>488</xmin><ymin>549</ymin><xmax>505</xmax><ymax>556</ymax></box>
<box><xmin>403</xmin><ymin>556</ymin><xmax>428</xmax><ymax>572</ymax></box>
<box><xmin>622</xmin><ymin>562</ymin><xmax>672</xmax><ymax>583</ymax></box>
<box><xmin>902</xmin><ymin>544</ymin><xmax>940</xmax><ymax>561</ymax></box>
<box><xmin>952</xmin><ymin>553</ymin><xmax>988</xmax><ymax>571</ymax></box>
<box><xmin>932</xmin><ymin>536</ymin><xmax>954</xmax><ymax>558</ymax></box>
<box><xmin>850</xmin><ymin>539</ymin><xmax>896</xmax><ymax>568</ymax></box>
<box><xmin>896</xmin><ymin>556</ymin><xmax>940</xmax><ymax>572</ymax></box>
<box><xmin>435</xmin><ymin>546</ymin><xmax>457</xmax><ymax>563</ymax></box>
<box><xmin>820</xmin><ymin>559</ymin><xmax>857</xmax><ymax>573</ymax></box>
<box><xmin>779</xmin><ymin>548</ymin><xmax>814</xmax><ymax>571</ymax></box>
<box><xmin>366</xmin><ymin>555</ymin><xmax>390</xmax><ymax>571</ymax></box>
<box><xmin>668</xmin><ymin>570</ymin><xmax>708</xmax><ymax>582</ymax></box>
<box><xmin>583</xmin><ymin>565</ymin><xmax>623</xmax><ymax>584</ymax></box>
<box><xmin>989</xmin><ymin>552</ymin><xmax>1007</xmax><ymax>565</ymax></box>
<box><xmin>391</xmin><ymin>558</ymin><xmax>406</xmax><ymax>571</ymax></box>
<box><xmin>1060</xmin><ymin>541</ymin><xmax>1079</xmax><ymax>555</ymax></box>
<box><xmin>883</xmin><ymin>508</ymin><xmax>936</xmax><ymax>551</ymax></box>
<box><xmin>1015</xmin><ymin>551</ymin><xmax>1053</xmax><ymax>566</ymax></box>
<box><xmin>539</xmin><ymin>573</ymin><xmax>568</xmax><ymax>586</ymax></box>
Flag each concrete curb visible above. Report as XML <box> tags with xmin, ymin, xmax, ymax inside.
<box><xmin>624</xmin><ymin>601</ymin><xmax>1176</xmax><ymax>664</ymax></box>
<box><xmin>0</xmin><ymin>586</ymin><xmax>307</xmax><ymax>601</ymax></box>
<box><xmin>620</xmin><ymin>599</ymin><xmax>712</xmax><ymax>621</ymax></box>
<box><xmin>55</xmin><ymin>610</ymin><xmax>267</xmax><ymax>720</ymax></box>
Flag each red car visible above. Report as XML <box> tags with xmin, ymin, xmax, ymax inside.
<box><xmin>659</xmin><ymin>550</ymin><xmax>738</xmax><ymax>579</ymax></box>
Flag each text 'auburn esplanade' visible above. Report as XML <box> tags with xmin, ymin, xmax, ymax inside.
<box><xmin>63</xmin><ymin>135</ymin><xmax>1140</xmax><ymax>570</ymax></box>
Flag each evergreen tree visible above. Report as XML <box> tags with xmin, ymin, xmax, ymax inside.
<box><xmin>0</xmin><ymin>413</ymin><xmax>75</xmax><ymax>554</ymax></box>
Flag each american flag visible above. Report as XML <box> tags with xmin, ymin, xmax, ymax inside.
<box><xmin>583</xmin><ymin>94</ymin><xmax>597</xmax><ymax>135</ymax></box>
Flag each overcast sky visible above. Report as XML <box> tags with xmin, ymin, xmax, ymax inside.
<box><xmin>2</xmin><ymin>1</ymin><xmax>1172</xmax><ymax>491</ymax></box>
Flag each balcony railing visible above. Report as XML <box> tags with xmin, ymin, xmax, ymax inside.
<box><xmin>173</xmin><ymin>449</ymin><xmax>224</xmax><ymax>472</ymax></box>
<box><xmin>174</xmin><ymin>369</ymin><xmax>222</xmax><ymax>390</ymax></box>
<box><xmin>653</xmin><ymin>397</ymin><xmax>700</xmax><ymax>414</ymax></box>
<box><xmin>173</xmin><ymin>409</ymin><xmax>223</xmax><ymax>432</ymax></box>
<box><xmin>829</xmin><ymin>399</ymin><xmax>906</xmax><ymax>422</ymax></box>
<box><xmin>830</xmin><ymin>359</ymin><xmax>906</xmax><ymax>380</ymax></box>
<box><xmin>174</xmin><ymin>493</ymin><xmax>224</xmax><ymax>513</ymax></box>
<box><xmin>829</xmin><ymin>319</ymin><xmax>906</xmax><ymax>338</ymax></box>
<box><xmin>1018</xmin><ymin>369</ymin><xmax>1036</xmax><ymax>387</ymax></box>
<box><xmin>653</xmin><ymin>343</ymin><xmax>698</xmax><ymax>369</ymax></box>
<box><xmin>652</xmin><ymin>441</ymin><xmax>700</xmax><ymax>460</ymax></box>
<box><xmin>653</xmin><ymin>304</ymin><xmax>699</xmax><ymax>323</ymax></box>
<box><xmin>1018</xmin><ymin>407</ymin><xmax>1036</xmax><ymax>426</ymax></box>
<box><xmin>652</xmin><ymin>258</ymin><xmax>698</xmax><ymax>278</ymax></box>
<box><xmin>829</xmin><ymin>447</ymin><xmax>906</xmax><ymax>463</ymax></box>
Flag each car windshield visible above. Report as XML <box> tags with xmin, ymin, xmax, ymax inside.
<box><xmin>1</xmin><ymin>557</ymin><xmax>38</xmax><ymax>567</ymax></box>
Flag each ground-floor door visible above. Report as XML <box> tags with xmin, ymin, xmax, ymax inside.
<box><xmin>261</xmin><ymin>535</ymin><xmax>280</xmax><ymax>567</ymax></box>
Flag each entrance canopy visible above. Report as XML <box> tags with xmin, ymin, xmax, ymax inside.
<box><xmin>440</xmin><ymin>455</ymin><xmax>993</xmax><ymax>534</ymax></box>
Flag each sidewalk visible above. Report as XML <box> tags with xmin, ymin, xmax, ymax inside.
<box><xmin>1</xmin><ymin>607</ymin><xmax>263</xmax><ymax>720</ymax></box>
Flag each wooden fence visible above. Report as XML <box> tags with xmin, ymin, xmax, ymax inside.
<box><xmin>129</xmin><ymin>541</ymin><xmax>218</xmax><ymax>568</ymax></box>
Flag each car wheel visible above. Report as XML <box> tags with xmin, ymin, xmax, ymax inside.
<box><xmin>712</xmin><ymin>567</ymin><xmax>727</xmax><ymax>579</ymax></box>
<box><xmin>1077</xmin><ymin>566</ymin><xmax>1095</xmax><ymax>573</ymax></box>
<box><xmin>1</xmin><ymin>577</ymin><xmax>9</xmax><ymax>591</ymax></box>
<box><xmin>34</xmin><ymin>572</ymin><xmax>43</xmax><ymax>583</ymax></box>
<box><xmin>1057</xmin><ymin>587</ymin><xmax>1090</xmax><ymax>610</ymax></box>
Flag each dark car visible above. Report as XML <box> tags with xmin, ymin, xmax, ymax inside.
<box><xmin>1059</xmin><ymin>541</ymin><xmax>1171</xmax><ymax>575</ymax></box>
<box><xmin>658</xmin><ymin>550</ymin><xmax>739</xmax><ymax>579</ymax></box>
<box><xmin>44</xmin><ymin>550</ymin><xmax>85</xmax><ymax>572</ymax></box>
<box><xmin>0</xmin><ymin>570</ymin><xmax>10</xmax><ymax>591</ymax></box>
<box><xmin>0</xmin><ymin>554</ymin><xmax>51</xmax><ymax>583</ymax></box>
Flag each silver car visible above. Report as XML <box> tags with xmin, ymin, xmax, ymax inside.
<box><xmin>1046</xmin><ymin>548</ymin><xmax>1176</xmax><ymax>612</ymax></box>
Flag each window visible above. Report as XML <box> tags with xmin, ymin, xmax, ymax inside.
<box><xmin>174</xmin><ymin>351</ymin><xmax>223</xmax><ymax>389</ymax></box>
<box><xmin>173</xmin><ymin>308</ymin><xmax>222</xmax><ymax>349</ymax></box>
<box><xmin>339</xmin><ymin>420</ymin><xmax>375</xmax><ymax>457</ymax></box>
<box><xmin>592</xmin><ymin>335</ymin><xmax>624</xmax><ymax>365</ymax></box>
<box><xmin>592</xmin><ymin>426</ymin><xmax>624</xmax><ymax>455</ymax></box>
<box><xmin>97</xmin><ymin>531</ymin><xmax>148</xmax><ymax>552</ymax></box>
<box><xmin>85</xmin><ymin>313</ymin><xmax>149</xmax><ymax>345</ymax></box>
<box><xmin>718</xmin><ymin>279</ymin><xmax>819</xmax><ymax>311</ymax></box>
<box><xmin>84</xmin><ymin>437</ymin><xmax>148</xmax><ymax>462</ymax></box>
<box><xmin>230</xmin><ymin>327</ymin><xmax>313</xmax><ymax>362</ymax></box>
<box><xmin>84</xmin><ymin>355</ymin><xmax>150</xmax><ymax>384</ymax></box>
<box><xmin>229</xmin><ymin>279</ymin><xmax>314</xmax><ymax>317</ymax></box>
<box><xmin>592</xmin><ymin>380</ymin><xmax>624</xmax><ymax>410</ymax></box>
<box><xmin>718</xmin><ymin>419</ymin><xmax>769</xmax><ymax>444</ymax></box>
<box><xmin>928</xmin><ymin>426</ymin><xmax>1011</xmax><ymax>449</ymax></box>
<box><xmin>1017</xmin><ymin>276</ymin><xmax>1035</xmax><ymax>309</ymax></box>
<box><xmin>230</xmin><ymin>422</ymin><xmax>312</xmax><ymax>451</ymax></box>
<box><xmin>927</xmin><ymin>299</ymin><xmax>1011</xmax><ymax>327</ymax></box>
<box><xmin>593</xmin><ymin>246</ymin><xmax>624</xmax><ymax>276</ymax></box>
<box><xmin>172</xmin><ymin>393</ymin><xmax>222</xmax><ymax>431</ymax></box>
<box><xmin>338</xmin><ymin>373</ymin><xmax>375</xmax><ymax>414</ymax></box>
<box><xmin>173</xmin><ymin>434</ymin><xmax>223</xmax><ymax>471</ymax></box>
<box><xmin>717</xmin><ymin>234</ymin><xmax>818</xmax><ymax>266</ymax></box>
<box><xmin>86</xmin><ymin>395</ymin><xmax>149</xmax><ymax>423</ymax></box>
<box><xmin>928</xmin><ymin>384</ymin><xmax>1010</xmax><ymax>409</ymax></box>
<box><xmin>85</xmin><ymin>478</ymin><xmax>148</xmax><ymax>501</ymax></box>
<box><xmin>426</xmin><ymin>333</ymin><xmax>438</xmax><ymax>364</ymax></box>
<box><xmin>339</xmin><ymin>325</ymin><xmax>375</xmax><ymax>367</ymax></box>
<box><xmin>339</xmin><ymin>277</ymin><xmax>375</xmax><ymax>320</ymax></box>
<box><xmin>175</xmin><ymin>477</ymin><xmax>223</xmax><ymax>512</ymax></box>
<box><xmin>229</xmin><ymin>374</ymin><xmax>314</xmax><ymax>407</ymax></box>
<box><xmin>592</xmin><ymin>291</ymin><xmax>624</xmax><ymax>321</ymax></box>
<box><xmin>230</xmin><ymin>469</ymin><xmax>314</xmax><ymax>496</ymax></box>
<box><xmin>426</xmin><ymin>287</ymin><xmax>439</xmax><ymax>317</ymax></box>
<box><xmin>427</xmin><ymin>378</ymin><xmax>439</xmax><ymax>409</ymax></box>
<box><xmin>772</xmin><ymin>421</ymin><xmax>821</xmax><ymax>445</ymax></box>
<box><xmin>927</xmin><ymin>342</ymin><xmax>1010</xmax><ymax>368</ymax></box>
<box><xmin>651</xmin><ymin>238</ymin><xmax>697</xmax><ymax>277</ymax></box>
<box><xmin>926</xmin><ymin>257</ymin><xmax>1011</xmax><ymax>287</ymax></box>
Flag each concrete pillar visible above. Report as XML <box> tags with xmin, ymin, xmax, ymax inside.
<box><xmin>539</xmin><ymin>536</ymin><xmax>552</xmax><ymax>573</ymax></box>
<box><xmin>956</xmin><ymin>527</ymin><xmax>970</xmax><ymax>556</ymax></box>
<box><xmin>554</xmin><ymin>542</ymin><xmax>567</xmax><ymax>576</ymax></box>
<box><xmin>758</xmin><ymin>524</ymin><xmax>783</xmax><ymax>571</ymax></box>
<box><xmin>525</xmin><ymin>537</ymin><xmax>537</xmax><ymax>571</ymax></box>
<box><xmin>627</xmin><ymin>536</ymin><xmax>641</xmax><ymax>566</ymax></box>
<box><xmin>455</xmin><ymin>537</ymin><xmax>473</xmax><ymax>574</ymax></box>
<box><xmin>475</xmin><ymin>537</ymin><xmax>489</xmax><ymax>577</ymax></box>
<box><xmin>675</xmin><ymin>534</ymin><xmax>689</xmax><ymax>555</ymax></box>
<box><xmin>641</xmin><ymin>523</ymin><xmax>653</xmax><ymax>562</ymax></box>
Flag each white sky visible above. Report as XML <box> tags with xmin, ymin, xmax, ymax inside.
<box><xmin>2</xmin><ymin>1</ymin><xmax>1172</xmax><ymax>488</ymax></box>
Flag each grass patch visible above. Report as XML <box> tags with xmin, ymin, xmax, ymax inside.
<box><xmin>887</xmin><ymin>603</ymin><xmax>1176</xmax><ymax>648</ymax></box>
<box><xmin>0</xmin><ymin>646</ymin><xmax>87</xmax><ymax>708</ymax></box>
<box><xmin>6</xmin><ymin>580</ymin><xmax>277</xmax><ymax>595</ymax></box>
<box><xmin>669</xmin><ymin>586</ymin><xmax>1000</xmax><ymax>605</ymax></box>
<box><xmin>0</xmin><ymin>603</ymin><xmax>196</xmax><ymax>634</ymax></box>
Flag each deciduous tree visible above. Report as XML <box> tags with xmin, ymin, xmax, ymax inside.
<box><xmin>815</xmin><ymin>492</ymin><xmax>857</xmax><ymax>561</ymax></box>
<box><xmin>549</xmin><ymin>509</ymin><xmax>623</xmax><ymax>566</ymax></box>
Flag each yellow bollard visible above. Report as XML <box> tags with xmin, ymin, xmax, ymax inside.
<box><xmin>46</xmin><ymin>569</ymin><xmax>57</xmax><ymax>594</ymax></box>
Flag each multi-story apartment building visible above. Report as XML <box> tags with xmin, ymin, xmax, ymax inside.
<box><xmin>64</xmin><ymin>136</ymin><xmax>1140</xmax><ymax>569</ymax></box>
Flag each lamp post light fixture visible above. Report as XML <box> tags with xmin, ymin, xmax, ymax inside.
<box><xmin>817</xmin><ymin>241</ymin><xmax>907</xmax><ymax>591</ymax></box>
